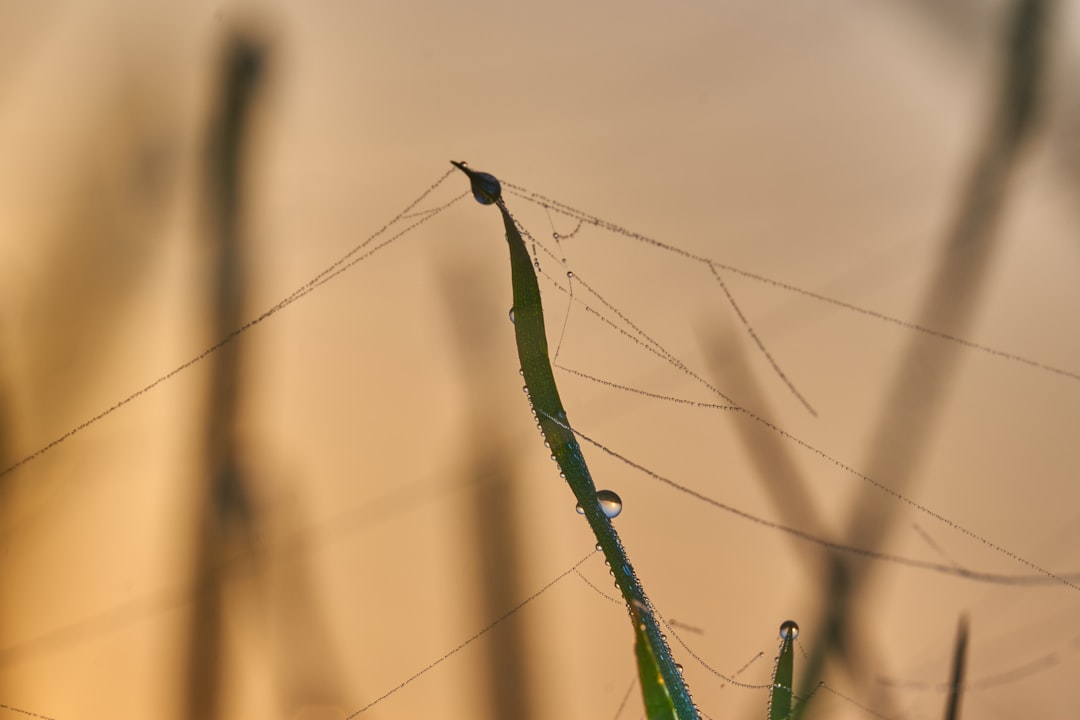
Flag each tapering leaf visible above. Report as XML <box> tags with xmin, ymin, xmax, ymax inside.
<box><xmin>454</xmin><ymin>161</ymin><xmax>698</xmax><ymax>719</ymax></box>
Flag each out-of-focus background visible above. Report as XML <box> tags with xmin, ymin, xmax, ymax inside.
<box><xmin>1</xmin><ymin>1</ymin><xmax>1079</xmax><ymax>719</ymax></box>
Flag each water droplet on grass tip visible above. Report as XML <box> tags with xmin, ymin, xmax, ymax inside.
<box><xmin>509</xmin><ymin>307</ymin><xmax>515</xmax><ymax>323</ymax></box>
<box><xmin>451</xmin><ymin>161</ymin><xmax>501</xmax><ymax>204</ymax></box>
<box><xmin>779</xmin><ymin>620</ymin><xmax>799</xmax><ymax>640</ymax></box>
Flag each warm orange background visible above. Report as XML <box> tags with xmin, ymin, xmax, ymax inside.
<box><xmin>1</xmin><ymin>2</ymin><xmax>1079</xmax><ymax>719</ymax></box>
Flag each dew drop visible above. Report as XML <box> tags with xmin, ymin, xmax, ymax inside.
<box><xmin>597</xmin><ymin>489</ymin><xmax>622</xmax><ymax>518</ymax></box>
<box><xmin>676</xmin><ymin>663</ymin><xmax>684</xmax><ymax>674</ymax></box>
<box><xmin>509</xmin><ymin>307</ymin><xmax>516</xmax><ymax>323</ymax></box>
<box><xmin>451</xmin><ymin>161</ymin><xmax>502</xmax><ymax>204</ymax></box>
<box><xmin>574</xmin><ymin>490</ymin><xmax>623</xmax><ymax>518</ymax></box>
<box><xmin>472</xmin><ymin>175</ymin><xmax>501</xmax><ymax>204</ymax></box>
<box><xmin>595</xmin><ymin>543</ymin><xmax>602</xmax><ymax>551</ymax></box>
<box><xmin>779</xmin><ymin>620</ymin><xmax>799</xmax><ymax>640</ymax></box>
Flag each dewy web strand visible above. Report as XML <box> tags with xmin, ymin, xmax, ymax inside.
<box><xmin>707</xmin><ymin>262</ymin><xmax>817</xmax><ymax>417</ymax></box>
<box><xmin>567</xmin><ymin>342</ymin><xmax>1080</xmax><ymax>590</ymax></box>
<box><xmin>345</xmin><ymin>553</ymin><xmax>594</xmax><ymax>717</ymax></box>
<box><xmin>502</xmin><ymin>182</ymin><xmax>1080</xmax><ymax>383</ymax></box>
<box><xmin>0</xmin><ymin>169</ymin><xmax>461</xmax><ymax>480</ymax></box>
<box><xmin>536</xmin><ymin>408</ymin><xmax>1080</xmax><ymax>589</ymax></box>
<box><xmin>0</xmin><ymin>703</ymin><xmax>59</xmax><ymax>720</ymax></box>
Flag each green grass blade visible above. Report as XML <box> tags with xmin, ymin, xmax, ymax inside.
<box><xmin>770</xmin><ymin>621</ymin><xmax>797</xmax><ymax>720</ymax></box>
<box><xmin>632</xmin><ymin>600</ymin><xmax>680</xmax><ymax>720</ymax></box>
<box><xmin>454</xmin><ymin>161</ymin><xmax>698</xmax><ymax>720</ymax></box>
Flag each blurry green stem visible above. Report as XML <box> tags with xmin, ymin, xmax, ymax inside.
<box><xmin>943</xmin><ymin>616</ymin><xmax>969</xmax><ymax>720</ymax></box>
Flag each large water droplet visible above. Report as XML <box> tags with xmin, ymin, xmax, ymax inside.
<box><xmin>474</xmin><ymin>174</ymin><xmax>501</xmax><ymax>203</ymax></box>
<box><xmin>597</xmin><ymin>489</ymin><xmax>622</xmax><ymax>518</ymax></box>
<box><xmin>574</xmin><ymin>490</ymin><xmax>623</xmax><ymax>518</ymax></box>
<box><xmin>779</xmin><ymin>620</ymin><xmax>799</xmax><ymax>640</ymax></box>
<box><xmin>451</xmin><ymin>161</ymin><xmax>501</xmax><ymax>204</ymax></box>
<box><xmin>509</xmin><ymin>307</ymin><xmax>516</xmax><ymax>323</ymax></box>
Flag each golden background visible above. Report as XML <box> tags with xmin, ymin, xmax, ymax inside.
<box><xmin>1</xmin><ymin>2</ymin><xmax>1078</xmax><ymax>719</ymax></box>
